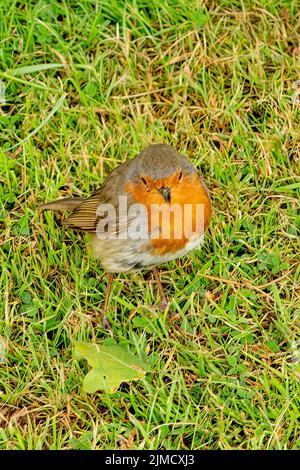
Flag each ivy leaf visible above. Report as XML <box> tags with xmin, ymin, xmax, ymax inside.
<box><xmin>75</xmin><ymin>341</ymin><xmax>149</xmax><ymax>393</ymax></box>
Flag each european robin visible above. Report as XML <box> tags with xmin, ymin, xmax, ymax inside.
<box><xmin>41</xmin><ymin>144</ymin><xmax>211</xmax><ymax>327</ymax></box>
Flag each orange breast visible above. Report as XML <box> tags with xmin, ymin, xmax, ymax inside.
<box><xmin>125</xmin><ymin>173</ymin><xmax>211</xmax><ymax>255</ymax></box>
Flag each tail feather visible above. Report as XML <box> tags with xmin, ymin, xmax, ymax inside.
<box><xmin>39</xmin><ymin>197</ymin><xmax>84</xmax><ymax>212</ymax></box>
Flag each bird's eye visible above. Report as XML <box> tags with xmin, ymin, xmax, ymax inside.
<box><xmin>141</xmin><ymin>176</ymin><xmax>147</xmax><ymax>185</ymax></box>
<box><xmin>178</xmin><ymin>171</ymin><xmax>183</xmax><ymax>181</ymax></box>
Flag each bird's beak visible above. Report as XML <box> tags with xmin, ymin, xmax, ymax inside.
<box><xmin>158</xmin><ymin>187</ymin><xmax>171</xmax><ymax>203</ymax></box>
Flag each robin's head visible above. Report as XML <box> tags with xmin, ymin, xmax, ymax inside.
<box><xmin>128</xmin><ymin>144</ymin><xmax>196</xmax><ymax>204</ymax></box>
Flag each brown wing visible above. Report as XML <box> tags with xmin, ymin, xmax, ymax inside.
<box><xmin>62</xmin><ymin>159</ymin><xmax>134</xmax><ymax>232</ymax></box>
<box><xmin>40</xmin><ymin>197</ymin><xmax>84</xmax><ymax>211</ymax></box>
<box><xmin>62</xmin><ymin>190</ymin><xmax>105</xmax><ymax>231</ymax></box>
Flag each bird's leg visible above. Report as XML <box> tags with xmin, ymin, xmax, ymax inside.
<box><xmin>102</xmin><ymin>273</ymin><xmax>114</xmax><ymax>329</ymax></box>
<box><xmin>153</xmin><ymin>267</ymin><xmax>168</xmax><ymax>312</ymax></box>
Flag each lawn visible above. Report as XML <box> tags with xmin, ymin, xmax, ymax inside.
<box><xmin>0</xmin><ymin>0</ymin><xmax>299</xmax><ymax>450</ymax></box>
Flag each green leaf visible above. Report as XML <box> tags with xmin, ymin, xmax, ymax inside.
<box><xmin>228</xmin><ymin>356</ymin><xmax>237</xmax><ymax>367</ymax></box>
<box><xmin>75</xmin><ymin>341</ymin><xmax>150</xmax><ymax>394</ymax></box>
<box><xmin>20</xmin><ymin>291</ymin><xmax>32</xmax><ymax>305</ymax></box>
<box><xmin>274</xmin><ymin>183</ymin><xmax>300</xmax><ymax>191</ymax></box>
<box><xmin>280</xmin><ymin>262</ymin><xmax>290</xmax><ymax>270</ymax></box>
<box><xmin>193</xmin><ymin>12</ymin><xmax>209</xmax><ymax>29</ymax></box>
<box><xmin>132</xmin><ymin>316</ymin><xmax>149</xmax><ymax>328</ymax></box>
<box><xmin>15</xmin><ymin>216</ymin><xmax>30</xmax><ymax>236</ymax></box>
<box><xmin>70</xmin><ymin>431</ymin><xmax>93</xmax><ymax>450</ymax></box>
<box><xmin>84</xmin><ymin>81</ymin><xmax>99</xmax><ymax>97</ymax></box>
<box><xmin>10</xmin><ymin>63</ymin><xmax>63</xmax><ymax>75</ymax></box>
<box><xmin>266</xmin><ymin>340</ymin><xmax>279</xmax><ymax>353</ymax></box>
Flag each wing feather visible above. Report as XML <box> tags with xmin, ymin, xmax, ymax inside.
<box><xmin>62</xmin><ymin>159</ymin><xmax>134</xmax><ymax>232</ymax></box>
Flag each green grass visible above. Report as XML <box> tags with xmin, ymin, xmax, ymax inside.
<box><xmin>0</xmin><ymin>0</ymin><xmax>300</xmax><ymax>450</ymax></box>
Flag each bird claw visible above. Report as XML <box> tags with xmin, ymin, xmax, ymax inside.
<box><xmin>158</xmin><ymin>300</ymin><xmax>168</xmax><ymax>312</ymax></box>
<box><xmin>102</xmin><ymin>315</ymin><xmax>112</xmax><ymax>330</ymax></box>
<box><xmin>157</xmin><ymin>302</ymin><xmax>180</xmax><ymax>321</ymax></box>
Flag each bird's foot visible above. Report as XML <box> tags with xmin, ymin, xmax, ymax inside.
<box><xmin>157</xmin><ymin>301</ymin><xmax>180</xmax><ymax>322</ymax></box>
<box><xmin>102</xmin><ymin>315</ymin><xmax>112</xmax><ymax>330</ymax></box>
<box><xmin>147</xmin><ymin>302</ymin><xmax>180</xmax><ymax>323</ymax></box>
<box><xmin>158</xmin><ymin>300</ymin><xmax>168</xmax><ymax>312</ymax></box>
